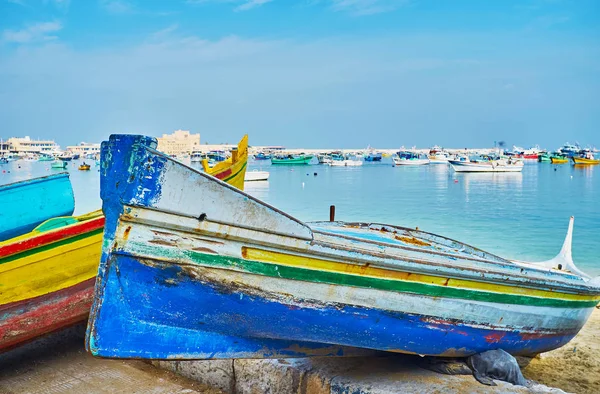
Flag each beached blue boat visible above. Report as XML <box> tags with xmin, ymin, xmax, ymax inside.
<box><xmin>87</xmin><ymin>134</ymin><xmax>600</xmax><ymax>360</ymax></box>
<box><xmin>0</xmin><ymin>173</ymin><xmax>75</xmax><ymax>241</ymax></box>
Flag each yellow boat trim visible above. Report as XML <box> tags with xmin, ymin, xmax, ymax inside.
<box><xmin>243</xmin><ymin>248</ymin><xmax>600</xmax><ymax>302</ymax></box>
<box><xmin>0</xmin><ymin>233</ymin><xmax>102</xmax><ymax>306</ymax></box>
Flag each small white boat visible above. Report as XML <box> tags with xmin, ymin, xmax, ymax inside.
<box><xmin>428</xmin><ymin>147</ymin><xmax>450</xmax><ymax>164</ymax></box>
<box><xmin>393</xmin><ymin>152</ymin><xmax>430</xmax><ymax>166</ymax></box>
<box><xmin>328</xmin><ymin>154</ymin><xmax>363</xmax><ymax>167</ymax></box>
<box><xmin>450</xmin><ymin>157</ymin><xmax>524</xmax><ymax>173</ymax></box>
<box><xmin>245</xmin><ymin>170</ymin><xmax>270</xmax><ymax>182</ymax></box>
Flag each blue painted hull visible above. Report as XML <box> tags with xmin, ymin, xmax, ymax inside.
<box><xmin>0</xmin><ymin>173</ymin><xmax>75</xmax><ymax>241</ymax></box>
<box><xmin>88</xmin><ymin>254</ymin><xmax>575</xmax><ymax>359</ymax></box>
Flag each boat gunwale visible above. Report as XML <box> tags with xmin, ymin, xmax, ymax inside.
<box><xmin>0</xmin><ymin>172</ymin><xmax>70</xmax><ymax>193</ymax></box>
<box><xmin>114</xmin><ymin>208</ymin><xmax>600</xmax><ymax>296</ymax></box>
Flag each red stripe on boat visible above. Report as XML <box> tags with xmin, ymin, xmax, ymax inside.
<box><xmin>0</xmin><ymin>216</ymin><xmax>105</xmax><ymax>258</ymax></box>
<box><xmin>215</xmin><ymin>169</ymin><xmax>232</xmax><ymax>180</ymax></box>
<box><xmin>0</xmin><ymin>278</ymin><xmax>95</xmax><ymax>352</ymax></box>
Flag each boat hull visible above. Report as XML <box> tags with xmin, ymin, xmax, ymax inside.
<box><xmin>572</xmin><ymin>157</ymin><xmax>600</xmax><ymax>165</ymax></box>
<box><xmin>449</xmin><ymin>161</ymin><xmax>524</xmax><ymax>173</ymax></box>
<box><xmin>393</xmin><ymin>159</ymin><xmax>430</xmax><ymax>166</ymax></box>
<box><xmin>0</xmin><ymin>213</ymin><xmax>104</xmax><ymax>351</ymax></box>
<box><xmin>0</xmin><ymin>173</ymin><xmax>75</xmax><ymax>241</ymax></box>
<box><xmin>86</xmin><ymin>134</ymin><xmax>600</xmax><ymax>360</ymax></box>
<box><xmin>88</xmin><ymin>250</ymin><xmax>592</xmax><ymax>359</ymax></box>
<box><xmin>245</xmin><ymin>171</ymin><xmax>270</xmax><ymax>182</ymax></box>
<box><xmin>202</xmin><ymin>135</ymin><xmax>248</xmax><ymax>191</ymax></box>
<box><xmin>551</xmin><ymin>157</ymin><xmax>568</xmax><ymax>164</ymax></box>
<box><xmin>271</xmin><ymin>156</ymin><xmax>313</xmax><ymax>165</ymax></box>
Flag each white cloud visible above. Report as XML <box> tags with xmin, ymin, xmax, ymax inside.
<box><xmin>234</xmin><ymin>0</ymin><xmax>272</xmax><ymax>11</ymax></box>
<box><xmin>100</xmin><ymin>0</ymin><xmax>133</xmax><ymax>14</ymax></box>
<box><xmin>330</xmin><ymin>0</ymin><xmax>410</xmax><ymax>15</ymax></box>
<box><xmin>2</xmin><ymin>21</ymin><xmax>63</xmax><ymax>44</ymax></box>
<box><xmin>186</xmin><ymin>0</ymin><xmax>273</xmax><ymax>12</ymax></box>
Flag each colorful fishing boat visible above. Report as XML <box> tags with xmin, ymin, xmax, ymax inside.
<box><xmin>0</xmin><ymin>173</ymin><xmax>75</xmax><ymax>242</ymax></box>
<box><xmin>364</xmin><ymin>151</ymin><xmax>382</xmax><ymax>162</ymax></box>
<box><xmin>551</xmin><ymin>155</ymin><xmax>569</xmax><ymax>164</ymax></box>
<box><xmin>572</xmin><ymin>151</ymin><xmax>600</xmax><ymax>165</ymax></box>
<box><xmin>79</xmin><ymin>163</ymin><xmax>91</xmax><ymax>171</ymax></box>
<box><xmin>537</xmin><ymin>152</ymin><xmax>551</xmax><ymax>163</ymax></box>
<box><xmin>86</xmin><ymin>134</ymin><xmax>600</xmax><ymax>360</ymax></box>
<box><xmin>0</xmin><ymin>210</ymin><xmax>104</xmax><ymax>352</ymax></box>
<box><xmin>201</xmin><ymin>135</ymin><xmax>248</xmax><ymax>191</ymax></box>
<box><xmin>271</xmin><ymin>154</ymin><xmax>313</xmax><ymax>165</ymax></box>
<box><xmin>449</xmin><ymin>157</ymin><xmax>524</xmax><ymax>173</ymax></box>
<box><xmin>253</xmin><ymin>152</ymin><xmax>271</xmax><ymax>161</ymax></box>
<box><xmin>393</xmin><ymin>151</ymin><xmax>430</xmax><ymax>166</ymax></box>
<box><xmin>51</xmin><ymin>160</ymin><xmax>68</xmax><ymax>169</ymax></box>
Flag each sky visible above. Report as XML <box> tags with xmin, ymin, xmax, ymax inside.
<box><xmin>0</xmin><ymin>0</ymin><xmax>598</xmax><ymax>149</ymax></box>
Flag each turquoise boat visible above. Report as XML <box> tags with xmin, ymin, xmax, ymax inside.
<box><xmin>271</xmin><ymin>154</ymin><xmax>313</xmax><ymax>165</ymax></box>
<box><xmin>86</xmin><ymin>134</ymin><xmax>600</xmax><ymax>361</ymax></box>
<box><xmin>38</xmin><ymin>155</ymin><xmax>55</xmax><ymax>162</ymax></box>
<box><xmin>51</xmin><ymin>160</ymin><xmax>68</xmax><ymax>169</ymax></box>
<box><xmin>0</xmin><ymin>173</ymin><xmax>75</xmax><ymax>241</ymax></box>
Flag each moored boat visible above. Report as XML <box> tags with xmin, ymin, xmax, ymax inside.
<box><xmin>0</xmin><ymin>173</ymin><xmax>75</xmax><ymax>241</ymax></box>
<box><xmin>0</xmin><ymin>210</ymin><xmax>104</xmax><ymax>352</ymax></box>
<box><xmin>427</xmin><ymin>146</ymin><xmax>450</xmax><ymax>164</ymax></box>
<box><xmin>245</xmin><ymin>170</ymin><xmax>270</xmax><ymax>182</ymax></box>
<box><xmin>364</xmin><ymin>151</ymin><xmax>382</xmax><ymax>162</ymax></box>
<box><xmin>51</xmin><ymin>160</ymin><xmax>68</xmax><ymax>169</ymax></box>
<box><xmin>202</xmin><ymin>135</ymin><xmax>248</xmax><ymax>191</ymax></box>
<box><xmin>538</xmin><ymin>152</ymin><xmax>551</xmax><ymax>163</ymax></box>
<box><xmin>393</xmin><ymin>151</ymin><xmax>430</xmax><ymax>166</ymax></box>
<box><xmin>572</xmin><ymin>151</ymin><xmax>600</xmax><ymax>165</ymax></box>
<box><xmin>86</xmin><ymin>134</ymin><xmax>600</xmax><ymax>360</ymax></box>
<box><xmin>271</xmin><ymin>154</ymin><xmax>313</xmax><ymax>165</ymax></box>
<box><xmin>79</xmin><ymin>163</ymin><xmax>91</xmax><ymax>171</ymax></box>
<box><xmin>449</xmin><ymin>157</ymin><xmax>524</xmax><ymax>173</ymax></box>
<box><xmin>253</xmin><ymin>152</ymin><xmax>271</xmax><ymax>161</ymax></box>
<box><xmin>551</xmin><ymin>155</ymin><xmax>569</xmax><ymax>164</ymax></box>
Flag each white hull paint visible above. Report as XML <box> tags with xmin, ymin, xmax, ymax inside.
<box><xmin>450</xmin><ymin>161</ymin><xmax>524</xmax><ymax>173</ymax></box>
<box><xmin>245</xmin><ymin>171</ymin><xmax>270</xmax><ymax>182</ymax></box>
<box><xmin>393</xmin><ymin>158</ymin><xmax>430</xmax><ymax>166</ymax></box>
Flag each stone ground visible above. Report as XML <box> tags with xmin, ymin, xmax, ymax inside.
<box><xmin>0</xmin><ymin>324</ymin><xmax>220</xmax><ymax>394</ymax></box>
<box><xmin>0</xmin><ymin>323</ymin><xmax>568</xmax><ymax>394</ymax></box>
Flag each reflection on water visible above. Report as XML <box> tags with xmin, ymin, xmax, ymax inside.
<box><xmin>2</xmin><ymin>158</ymin><xmax>599</xmax><ymax>275</ymax></box>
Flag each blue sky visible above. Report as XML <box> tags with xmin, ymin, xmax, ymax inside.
<box><xmin>0</xmin><ymin>0</ymin><xmax>598</xmax><ymax>148</ymax></box>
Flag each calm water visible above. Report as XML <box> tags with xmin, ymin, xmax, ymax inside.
<box><xmin>2</xmin><ymin>158</ymin><xmax>599</xmax><ymax>276</ymax></box>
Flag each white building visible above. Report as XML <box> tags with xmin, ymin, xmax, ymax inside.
<box><xmin>66</xmin><ymin>142</ymin><xmax>101</xmax><ymax>157</ymax></box>
<box><xmin>157</xmin><ymin>129</ymin><xmax>201</xmax><ymax>156</ymax></box>
<box><xmin>6</xmin><ymin>136</ymin><xmax>61</xmax><ymax>155</ymax></box>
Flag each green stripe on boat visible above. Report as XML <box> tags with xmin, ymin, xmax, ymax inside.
<box><xmin>123</xmin><ymin>242</ymin><xmax>600</xmax><ymax>309</ymax></box>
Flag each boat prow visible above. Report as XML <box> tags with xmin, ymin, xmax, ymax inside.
<box><xmin>516</xmin><ymin>217</ymin><xmax>591</xmax><ymax>280</ymax></box>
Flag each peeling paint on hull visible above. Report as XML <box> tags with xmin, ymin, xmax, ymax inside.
<box><xmin>0</xmin><ymin>212</ymin><xmax>103</xmax><ymax>351</ymax></box>
<box><xmin>86</xmin><ymin>134</ymin><xmax>600</xmax><ymax>361</ymax></box>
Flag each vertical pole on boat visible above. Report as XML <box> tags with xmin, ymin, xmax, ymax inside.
<box><xmin>329</xmin><ymin>205</ymin><xmax>335</xmax><ymax>222</ymax></box>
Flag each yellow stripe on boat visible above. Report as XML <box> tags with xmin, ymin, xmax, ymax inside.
<box><xmin>243</xmin><ymin>247</ymin><xmax>600</xmax><ymax>302</ymax></box>
<box><xmin>0</xmin><ymin>231</ymin><xmax>102</xmax><ymax>306</ymax></box>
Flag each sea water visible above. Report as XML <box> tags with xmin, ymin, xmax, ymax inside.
<box><xmin>2</xmin><ymin>158</ymin><xmax>598</xmax><ymax>276</ymax></box>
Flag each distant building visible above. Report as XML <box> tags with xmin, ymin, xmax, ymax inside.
<box><xmin>67</xmin><ymin>142</ymin><xmax>101</xmax><ymax>157</ymax></box>
<box><xmin>6</xmin><ymin>136</ymin><xmax>60</xmax><ymax>155</ymax></box>
<box><xmin>157</xmin><ymin>130</ymin><xmax>201</xmax><ymax>156</ymax></box>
